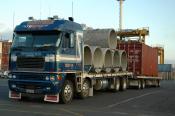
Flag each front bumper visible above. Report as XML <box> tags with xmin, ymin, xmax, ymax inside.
<box><xmin>8</xmin><ymin>71</ymin><xmax>62</xmax><ymax>95</ymax></box>
<box><xmin>9</xmin><ymin>79</ymin><xmax>60</xmax><ymax>94</ymax></box>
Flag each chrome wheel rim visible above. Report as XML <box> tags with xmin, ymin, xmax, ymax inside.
<box><xmin>116</xmin><ymin>79</ymin><xmax>120</xmax><ymax>90</ymax></box>
<box><xmin>64</xmin><ymin>84</ymin><xmax>73</xmax><ymax>101</ymax></box>
<box><xmin>142</xmin><ymin>82</ymin><xmax>145</xmax><ymax>88</ymax></box>
<box><xmin>82</xmin><ymin>82</ymin><xmax>89</xmax><ymax>97</ymax></box>
<box><xmin>123</xmin><ymin>79</ymin><xmax>127</xmax><ymax>89</ymax></box>
<box><xmin>138</xmin><ymin>81</ymin><xmax>141</xmax><ymax>89</ymax></box>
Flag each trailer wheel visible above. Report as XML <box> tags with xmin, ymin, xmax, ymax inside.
<box><xmin>120</xmin><ymin>78</ymin><xmax>127</xmax><ymax>91</ymax></box>
<box><xmin>137</xmin><ymin>80</ymin><xmax>141</xmax><ymax>89</ymax></box>
<box><xmin>113</xmin><ymin>78</ymin><xmax>120</xmax><ymax>92</ymax></box>
<box><xmin>60</xmin><ymin>80</ymin><xmax>74</xmax><ymax>104</ymax></box>
<box><xmin>79</xmin><ymin>79</ymin><xmax>90</xmax><ymax>99</ymax></box>
<box><xmin>157</xmin><ymin>80</ymin><xmax>160</xmax><ymax>87</ymax></box>
<box><xmin>141</xmin><ymin>80</ymin><xmax>145</xmax><ymax>89</ymax></box>
<box><xmin>155</xmin><ymin>80</ymin><xmax>160</xmax><ymax>87</ymax></box>
<box><xmin>152</xmin><ymin>80</ymin><xmax>159</xmax><ymax>87</ymax></box>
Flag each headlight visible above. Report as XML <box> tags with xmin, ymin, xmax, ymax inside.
<box><xmin>45</xmin><ymin>54</ymin><xmax>55</xmax><ymax>62</ymax></box>
<box><xmin>12</xmin><ymin>75</ymin><xmax>16</xmax><ymax>79</ymax></box>
<box><xmin>50</xmin><ymin>76</ymin><xmax>55</xmax><ymax>81</ymax></box>
<box><xmin>45</xmin><ymin>76</ymin><xmax>55</xmax><ymax>81</ymax></box>
<box><xmin>8</xmin><ymin>74</ymin><xmax>12</xmax><ymax>79</ymax></box>
<box><xmin>46</xmin><ymin>87</ymin><xmax>51</xmax><ymax>90</ymax></box>
<box><xmin>45</xmin><ymin>76</ymin><xmax>49</xmax><ymax>81</ymax></box>
<box><xmin>12</xmin><ymin>84</ymin><xmax>16</xmax><ymax>88</ymax></box>
<box><xmin>11</xmin><ymin>55</ymin><xmax>17</xmax><ymax>61</ymax></box>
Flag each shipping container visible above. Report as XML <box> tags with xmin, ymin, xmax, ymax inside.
<box><xmin>117</xmin><ymin>41</ymin><xmax>158</xmax><ymax>76</ymax></box>
<box><xmin>158</xmin><ymin>64</ymin><xmax>172</xmax><ymax>72</ymax></box>
<box><xmin>0</xmin><ymin>41</ymin><xmax>12</xmax><ymax>71</ymax></box>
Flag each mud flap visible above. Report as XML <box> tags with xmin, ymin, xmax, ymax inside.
<box><xmin>89</xmin><ymin>87</ymin><xmax>93</xmax><ymax>96</ymax></box>
<box><xmin>9</xmin><ymin>91</ymin><xmax>21</xmax><ymax>99</ymax></box>
<box><xmin>44</xmin><ymin>94</ymin><xmax>59</xmax><ymax>103</ymax></box>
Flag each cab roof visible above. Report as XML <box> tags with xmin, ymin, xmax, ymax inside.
<box><xmin>14</xmin><ymin>19</ymin><xmax>83</xmax><ymax>32</ymax></box>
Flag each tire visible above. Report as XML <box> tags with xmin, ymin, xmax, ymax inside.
<box><xmin>157</xmin><ymin>80</ymin><xmax>160</xmax><ymax>87</ymax></box>
<box><xmin>113</xmin><ymin>78</ymin><xmax>120</xmax><ymax>92</ymax></box>
<box><xmin>155</xmin><ymin>80</ymin><xmax>160</xmax><ymax>87</ymax></box>
<box><xmin>79</xmin><ymin>79</ymin><xmax>90</xmax><ymax>99</ymax></box>
<box><xmin>120</xmin><ymin>78</ymin><xmax>127</xmax><ymax>91</ymax></box>
<box><xmin>152</xmin><ymin>80</ymin><xmax>158</xmax><ymax>87</ymax></box>
<box><xmin>141</xmin><ymin>80</ymin><xmax>145</xmax><ymax>89</ymax></box>
<box><xmin>137</xmin><ymin>80</ymin><xmax>141</xmax><ymax>89</ymax></box>
<box><xmin>60</xmin><ymin>80</ymin><xmax>74</xmax><ymax>104</ymax></box>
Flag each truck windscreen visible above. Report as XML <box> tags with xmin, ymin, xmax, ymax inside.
<box><xmin>12</xmin><ymin>33</ymin><xmax>61</xmax><ymax>50</ymax></box>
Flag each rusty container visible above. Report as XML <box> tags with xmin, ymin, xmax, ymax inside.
<box><xmin>117</xmin><ymin>41</ymin><xmax>158</xmax><ymax>76</ymax></box>
<box><xmin>0</xmin><ymin>41</ymin><xmax>12</xmax><ymax>71</ymax></box>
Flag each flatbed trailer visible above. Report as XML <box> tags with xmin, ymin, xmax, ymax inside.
<box><xmin>74</xmin><ymin>71</ymin><xmax>161</xmax><ymax>97</ymax></box>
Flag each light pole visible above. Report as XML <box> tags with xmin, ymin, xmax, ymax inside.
<box><xmin>117</xmin><ymin>0</ymin><xmax>125</xmax><ymax>31</ymax></box>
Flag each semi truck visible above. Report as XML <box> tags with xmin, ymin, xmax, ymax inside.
<box><xmin>8</xmin><ymin>17</ymin><xmax>161</xmax><ymax>104</ymax></box>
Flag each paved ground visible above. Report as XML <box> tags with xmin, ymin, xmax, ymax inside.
<box><xmin>0</xmin><ymin>79</ymin><xmax>175</xmax><ymax>116</ymax></box>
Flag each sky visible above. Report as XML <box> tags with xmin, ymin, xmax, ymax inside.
<box><xmin>0</xmin><ymin>0</ymin><xmax>175</xmax><ymax>63</ymax></box>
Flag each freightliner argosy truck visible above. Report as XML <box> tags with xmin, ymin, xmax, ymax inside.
<box><xmin>8</xmin><ymin>17</ymin><xmax>161</xmax><ymax>104</ymax></box>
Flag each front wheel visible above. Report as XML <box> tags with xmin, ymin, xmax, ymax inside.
<box><xmin>79</xmin><ymin>79</ymin><xmax>90</xmax><ymax>99</ymax></box>
<box><xmin>60</xmin><ymin>80</ymin><xmax>74</xmax><ymax>104</ymax></box>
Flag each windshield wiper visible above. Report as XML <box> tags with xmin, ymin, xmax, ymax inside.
<box><xmin>34</xmin><ymin>45</ymin><xmax>56</xmax><ymax>51</ymax></box>
<box><xmin>12</xmin><ymin>46</ymin><xmax>26</xmax><ymax>51</ymax></box>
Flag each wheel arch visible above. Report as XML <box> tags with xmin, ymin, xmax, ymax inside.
<box><xmin>61</xmin><ymin>73</ymin><xmax>76</xmax><ymax>90</ymax></box>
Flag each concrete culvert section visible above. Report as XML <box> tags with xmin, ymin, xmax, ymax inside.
<box><xmin>83</xmin><ymin>29</ymin><xmax>117</xmax><ymax>49</ymax></box>
<box><xmin>113</xmin><ymin>50</ymin><xmax>120</xmax><ymax>72</ymax></box>
<box><xmin>108</xmin><ymin>30</ymin><xmax>118</xmax><ymax>49</ymax></box>
<box><xmin>119</xmin><ymin>50</ymin><xmax>127</xmax><ymax>71</ymax></box>
<box><xmin>84</xmin><ymin>45</ymin><xmax>92</xmax><ymax>71</ymax></box>
<box><xmin>101</xmin><ymin>48</ymin><xmax>113</xmax><ymax>73</ymax></box>
<box><xmin>92</xmin><ymin>47</ymin><xmax>103</xmax><ymax>73</ymax></box>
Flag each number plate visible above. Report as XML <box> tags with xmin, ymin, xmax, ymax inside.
<box><xmin>26</xmin><ymin>89</ymin><xmax>34</xmax><ymax>93</ymax></box>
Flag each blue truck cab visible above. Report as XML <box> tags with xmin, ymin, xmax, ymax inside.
<box><xmin>8</xmin><ymin>17</ymin><xmax>84</xmax><ymax>103</ymax></box>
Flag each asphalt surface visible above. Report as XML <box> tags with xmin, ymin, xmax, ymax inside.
<box><xmin>0</xmin><ymin>79</ymin><xmax>175</xmax><ymax>116</ymax></box>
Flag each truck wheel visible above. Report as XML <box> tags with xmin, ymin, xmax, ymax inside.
<box><xmin>155</xmin><ymin>80</ymin><xmax>160</xmax><ymax>87</ymax></box>
<box><xmin>141</xmin><ymin>80</ymin><xmax>145</xmax><ymax>89</ymax></box>
<box><xmin>60</xmin><ymin>80</ymin><xmax>74</xmax><ymax>104</ymax></box>
<box><xmin>79</xmin><ymin>79</ymin><xmax>90</xmax><ymax>99</ymax></box>
<box><xmin>137</xmin><ymin>80</ymin><xmax>141</xmax><ymax>89</ymax></box>
<box><xmin>113</xmin><ymin>78</ymin><xmax>120</xmax><ymax>92</ymax></box>
<box><xmin>157</xmin><ymin>80</ymin><xmax>160</xmax><ymax>87</ymax></box>
<box><xmin>120</xmin><ymin>78</ymin><xmax>127</xmax><ymax>91</ymax></box>
<box><xmin>153</xmin><ymin>80</ymin><xmax>158</xmax><ymax>87</ymax></box>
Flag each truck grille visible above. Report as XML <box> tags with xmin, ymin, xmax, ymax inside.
<box><xmin>17</xmin><ymin>57</ymin><xmax>45</xmax><ymax>71</ymax></box>
<box><xmin>17</xmin><ymin>74</ymin><xmax>46</xmax><ymax>81</ymax></box>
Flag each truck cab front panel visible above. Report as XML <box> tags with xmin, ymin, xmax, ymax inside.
<box><xmin>8</xmin><ymin>19</ymin><xmax>83</xmax><ymax>100</ymax></box>
<box><xmin>8</xmin><ymin>72</ymin><xmax>61</xmax><ymax>94</ymax></box>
